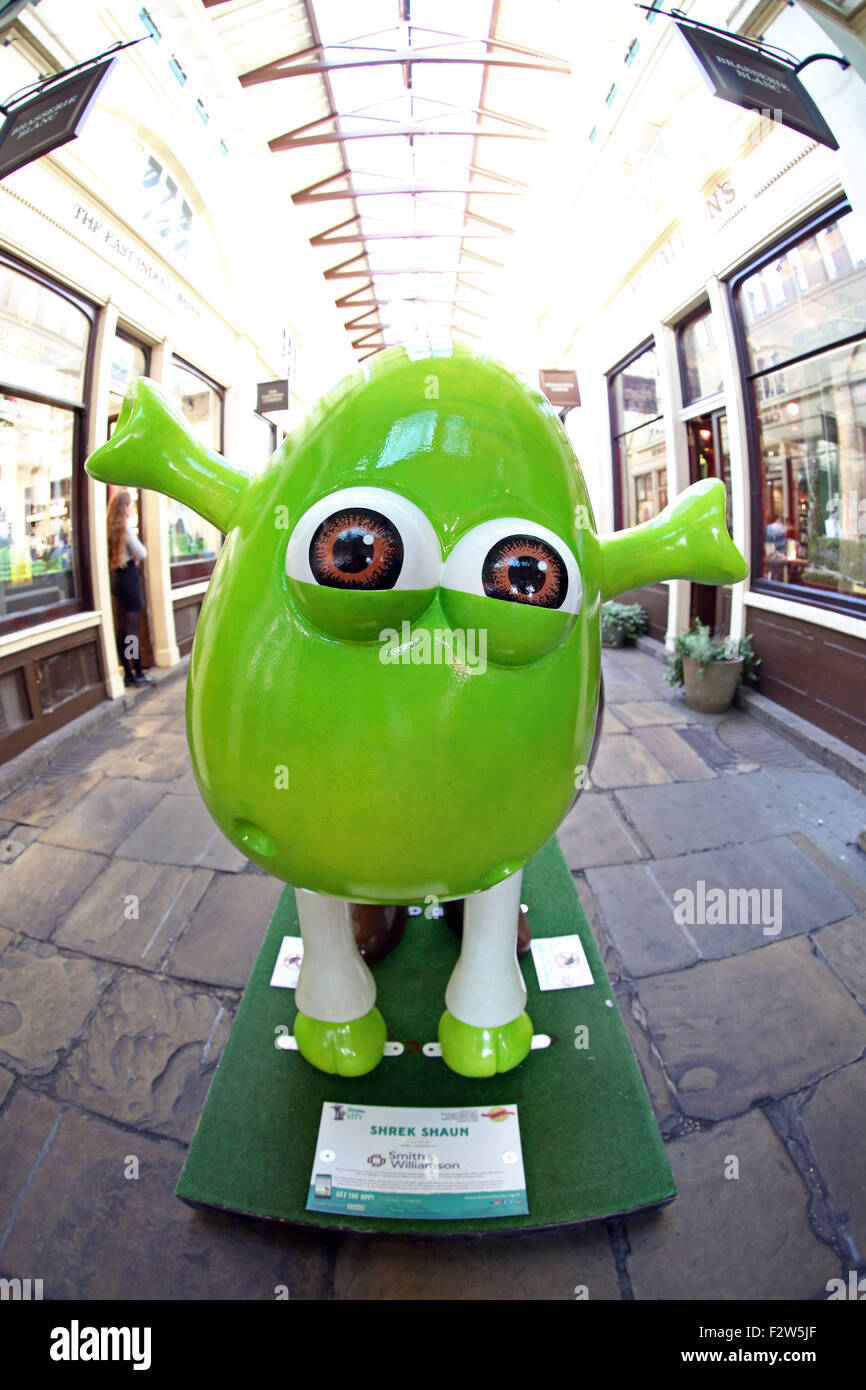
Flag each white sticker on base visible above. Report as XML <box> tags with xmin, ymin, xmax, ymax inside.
<box><xmin>269</xmin><ymin>935</ymin><xmax>304</xmax><ymax>989</ymax></box>
<box><xmin>530</xmin><ymin>933</ymin><xmax>594</xmax><ymax>991</ymax></box>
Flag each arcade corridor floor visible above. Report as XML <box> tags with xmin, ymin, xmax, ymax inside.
<box><xmin>0</xmin><ymin>645</ymin><xmax>864</xmax><ymax>1300</ymax></box>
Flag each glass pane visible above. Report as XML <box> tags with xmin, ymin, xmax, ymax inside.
<box><xmin>680</xmin><ymin>309</ymin><xmax>723</xmax><ymax>403</ymax></box>
<box><xmin>738</xmin><ymin>211</ymin><xmax>866</xmax><ymax>373</ymax></box>
<box><xmin>755</xmin><ymin>341</ymin><xmax>866</xmax><ymax>599</ymax></box>
<box><xmin>167</xmin><ymin>362</ymin><xmax>223</xmax><ymax>567</ymax></box>
<box><xmin>0</xmin><ymin>394</ymin><xmax>76</xmax><ymax>618</ymax></box>
<box><xmin>0</xmin><ymin>265</ymin><xmax>89</xmax><ymax>402</ymax></box>
<box><xmin>109</xmin><ymin>336</ymin><xmax>148</xmax><ymax>419</ymax></box>
<box><xmin>617</xmin><ymin>419</ymin><xmax>668</xmax><ymax>528</ymax></box>
<box><xmin>611</xmin><ymin>344</ymin><xmax>661</xmax><ymax>436</ymax></box>
<box><xmin>249</xmin><ymin>413</ymin><xmax>277</xmax><ymax>474</ymax></box>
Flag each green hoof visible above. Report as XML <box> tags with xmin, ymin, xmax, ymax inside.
<box><xmin>294</xmin><ymin>1007</ymin><xmax>387</xmax><ymax>1077</ymax></box>
<box><xmin>438</xmin><ymin>1010</ymin><xmax>533</xmax><ymax>1077</ymax></box>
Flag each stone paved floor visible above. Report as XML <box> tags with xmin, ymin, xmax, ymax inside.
<box><xmin>0</xmin><ymin>646</ymin><xmax>864</xmax><ymax>1300</ymax></box>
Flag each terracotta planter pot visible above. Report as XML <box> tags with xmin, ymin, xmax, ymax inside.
<box><xmin>682</xmin><ymin>656</ymin><xmax>743</xmax><ymax>713</ymax></box>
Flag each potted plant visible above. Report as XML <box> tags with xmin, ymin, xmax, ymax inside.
<box><xmin>665</xmin><ymin>620</ymin><xmax>760</xmax><ymax>713</ymax></box>
<box><xmin>602</xmin><ymin>600</ymin><xmax>649</xmax><ymax>647</ymax></box>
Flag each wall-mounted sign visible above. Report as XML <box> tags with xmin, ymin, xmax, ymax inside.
<box><xmin>257</xmin><ymin>378</ymin><xmax>290</xmax><ymax>413</ymax></box>
<box><xmin>0</xmin><ymin>57</ymin><xmax>117</xmax><ymax>181</ymax></box>
<box><xmin>676</xmin><ymin>23</ymin><xmax>839</xmax><ymax>151</ymax></box>
<box><xmin>621</xmin><ymin>374</ymin><xmax>658</xmax><ymax>416</ymax></box>
<box><xmin>538</xmin><ymin>369</ymin><xmax>580</xmax><ymax>409</ymax></box>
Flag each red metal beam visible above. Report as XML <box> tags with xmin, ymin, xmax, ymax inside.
<box><xmin>293</xmin><ymin>186</ymin><xmax>523</xmax><ymax>201</ymax></box>
<box><xmin>242</xmin><ymin>54</ymin><xmax>570</xmax><ymax>87</ymax></box>
<box><xmin>270</xmin><ymin>126</ymin><xmax>542</xmax><ymax>152</ymax></box>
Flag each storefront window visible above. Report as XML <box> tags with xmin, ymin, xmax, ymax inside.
<box><xmin>0</xmin><ymin>262</ymin><xmax>91</xmax><ymax>627</ymax></box>
<box><xmin>610</xmin><ymin>342</ymin><xmax>668</xmax><ymax>528</ymax></box>
<box><xmin>250</xmin><ymin>412</ymin><xmax>277</xmax><ymax>474</ymax></box>
<box><xmin>0</xmin><ymin>263</ymin><xmax>89</xmax><ymax>401</ymax></box>
<box><xmin>738</xmin><ymin>210</ymin><xmax>866</xmax><ymax>371</ymax></box>
<box><xmin>0</xmin><ymin>396</ymin><xmax>76</xmax><ymax>619</ymax></box>
<box><xmin>735</xmin><ymin>208</ymin><xmax>866</xmax><ymax>608</ymax></box>
<box><xmin>679</xmin><ymin>307</ymin><xmax>723</xmax><ymax>404</ymax></box>
<box><xmin>167</xmin><ymin>359</ymin><xmax>223</xmax><ymax>575</ymax></box>
<box><xmin>109</xmin><ymin>335</ymin><xmax>148</xmax><ymax>418</ymax></box>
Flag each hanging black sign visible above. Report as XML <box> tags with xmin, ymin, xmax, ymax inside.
<box><xmin>257</xmin><ymin>379</ymin><xmax>290</xmax><ymax>413</ymax></box>
<box><xmin>0</xmin><ymin>57</ymin><xmax>117</xmax><ymax>180</ymax></box>
<box><xmin>676</xmin><ymin>23</ymin><xmax>839</xmax><ymax>151</ymax></box>
<box><xmin>539</xmin><ymin>369</ymin><xmax>580</xmax><ymax>409</ymax></box>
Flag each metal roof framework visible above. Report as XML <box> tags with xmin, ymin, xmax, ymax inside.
<box><xmin>202</xmin><ymin>0</ymin><xmax>571</xmax><ymax>361</ymax></box>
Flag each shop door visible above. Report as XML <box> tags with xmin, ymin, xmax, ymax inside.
<box><xmin>687</xmin><ymin>409</ymin><xmax>732</xmax><ymax>635</ymax></box>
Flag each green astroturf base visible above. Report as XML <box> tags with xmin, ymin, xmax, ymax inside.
<box><xmin>176</xmin><ymin>837</ymin><xmax>676</xmax><ymax>1234</ymax></box>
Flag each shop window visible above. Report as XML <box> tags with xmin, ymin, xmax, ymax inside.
<box><xmin>0</xmin><ymin>260</ymin><xmax>92</xmax><ymax>632</ymax></box>
<box><xmin>167</xmin><ymin>359</ymin><xmax>223</xmax><ymax>582</ymax></box>
<box><xmin>250</xmin><ymin>412</ymin><xmax>277</xmax><ymax>474</ymax></box>
<box><xmin>737</xmin><ymin>210</ymin><xmax>866</xmax><ymax>370</ymax></box>
<box><xmin>0</xmin><ymin>263</ymin><xmax>89</xmax><ymax>401</ymax></box>
<box><xmin>679</xmin><ymin>306</ymin><xmax>723</xmax><ymax>404</ymax></box>
<box><xmin>610</xmin><ymin>341</ymin><xmax>668</xmax><ymax>529</ymax></box>
<box><xmin>733</xmin><ymin>206</ymin><xmax>866</xmax><ymax>612</ymax></box>
<box><xmin>141</xmin><ymin>154</ymin><xmax>193</xmax><ymax>260</ymax></box>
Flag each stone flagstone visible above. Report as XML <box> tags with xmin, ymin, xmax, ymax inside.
<box><xmin>54</xmin><ymin>970</ymin><xmax>233</xmax><ymax>1143</ymax></box>
<box><xmin>638</xmin><ymin>936</ymin><xmax>866</xmax><ymax>1120</ymax></box>
<box><xmin>627</xmin><ymin>1109</ymin><xmax>838</xmax><ymax>1299</ymax></box>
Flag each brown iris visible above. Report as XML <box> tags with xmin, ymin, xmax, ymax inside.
<box><xmin>309</xmin><ymin>508</ymin><xmax>404</xmax><ymax>589</ymax></box>
<box><xmin>482</xmin><ymin>534</ymin><xmax>567</xmax><ymax>608</ymax></box>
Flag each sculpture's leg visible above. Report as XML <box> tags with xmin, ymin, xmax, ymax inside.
<box><xmin>439</xmin><ymin>870</ymin><xmax>533</xmax><ymax>1077</ymax></box>
<box><xmin>293</xmin><ymin>888</ymin><xmax>386</xmax><ymax>1076</ymax></box>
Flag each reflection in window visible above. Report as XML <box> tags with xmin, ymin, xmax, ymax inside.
<box><xmin>141</xmin><ymin>154</ymin><xmax>193</xmax><ymax>260</ymax></box>
<box><xmin>738</xmin><ymin>210</ymin><xmax>866</xmax><ymax>372</ymax></box>
<box><xmin>737</xmin><ymin>210</ymin><xmax>866</xmax><ymax>607</ymax></box>
<box><xmin>0</xmin><ymin>263</ymin><xmax>89</xmax><ymax>402</ymax></box>
<box><xmin>610</xmin><ymin>343</ymin><xmax>668</xmax><ymax>528</ymax></box>
<box><xmin>109</xmin><ymin>335</ymin><xmax>148</xmax><ymax>419</ymax></box>
<box><xmin>0</xmin><ymin>395</ymin><xmax>76</xmax><ymax>619</ymax></box>
<box><xmin>167</xmin><ymin>361</ymin><xmax>223</xmax><ymax>569</ymax></box>
<box><xmin>753</xmin><ymin>342</ymin><xmax>866</xmax><ymax>600</ymax></box>
<box><xmin>680</xmin><ymin>308</ymin><xmax>723</xmax><ymax>404</ymax></box>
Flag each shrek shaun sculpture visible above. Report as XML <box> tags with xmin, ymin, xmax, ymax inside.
<box><xmin>87</xmin><ymin>348</ymin><xmax>747</xmax><ymax>1080</ymax></box>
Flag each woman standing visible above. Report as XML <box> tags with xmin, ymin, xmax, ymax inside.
<box><xmin>107</xmin><ymin>490</ymin><xmax>155</xmax><ymax>688</ymax></box>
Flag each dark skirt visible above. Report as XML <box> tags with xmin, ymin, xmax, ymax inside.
<box><xmin>111</xmin><ymin>559</ymin><xmax>143</xmax><ymax>611</ymax></box>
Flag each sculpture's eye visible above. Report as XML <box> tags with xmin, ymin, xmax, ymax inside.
<box><xmin>285</xmin><ymin>487</ymin><xmax>441</xmax><ymax>592</ymax></box>
<box><xmin>481</xmin><ymin>534</ymin><xmax>568</xmax><ymax>608</ymax></box>
<box><xmin>284</xmin><ymin>486</ymin><xmax>441</xmax><ymax>639</ymax></box>
<box><xmin>309</xmin><ymin>508</ymin><xmax>403</xmax><ymax>590</ymax></box>
<box><xmin>442</xmin><ymin>517</ymin><xmax>582</xmax><ymax>617</ymax></box>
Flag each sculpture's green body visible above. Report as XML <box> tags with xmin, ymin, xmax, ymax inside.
<box><xmin>87</xmin><ymin>347</ymin><xmax>747</xmax><ymax>1078</ymax></box>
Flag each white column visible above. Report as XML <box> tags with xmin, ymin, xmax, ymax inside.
<box><xmin>655</xmin><ymin>321</ymin><xmax>688</xmax><ymax>647</ymax></box>
<box><xmin>86</xmin><ymin>300</ymin><xmax>124</xmax><ymax>700</ymax></box>
<box><xmin>141</xmin><ymin>339</ymin><xmax>180</xmax><ymax>667</ymax></box>
<box><xmin>707</xmin><ymin>276</ymin><xmax>750</xmax><ymax>643</ymax></box>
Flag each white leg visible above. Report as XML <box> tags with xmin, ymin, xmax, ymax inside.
<box><xmin>444</xmin><ymin>870</ymin><xmax>526</xmax><ymax>1027</ymax></box>
<box><xmin>294</xmin><ymin>889</ymin><xmax>376</xmax><ymax>1022</ymax></box>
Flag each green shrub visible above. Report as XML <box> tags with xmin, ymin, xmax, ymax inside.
<box><xmin>665</xmin><ymin>620</ymin><xmax>761</xmax><ymax>687</ymax></box>
<box><xmin>602</xmin><ymin>601</ymin><xmax>648</xmax><ymax>645</ymax></box>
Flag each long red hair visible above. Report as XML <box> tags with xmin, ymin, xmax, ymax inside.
<box><xmin>107</xmin><ymin>491</ymin><xmax>131</xmax><ymax>570</ymax></box>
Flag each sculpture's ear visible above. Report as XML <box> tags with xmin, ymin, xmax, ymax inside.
<box><xmin>599</xmin><ymin>478</ymin><xmax>748</xmax><ymax>602</ymax></box>
<box><xmin>85</xmin><ymin>377</ymin><xmax>248</xmax><ymax>533</ymax></box>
